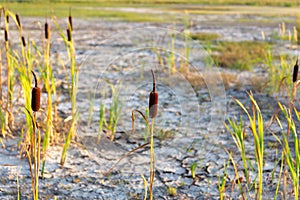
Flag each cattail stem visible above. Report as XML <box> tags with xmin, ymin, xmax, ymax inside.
<box><xmin>41</xmin><ymin>17</ymin><xmax>54</xmax><ymax>178</ymax></box>
<box><xmin>69</xmin><ymin>7</ymin><xmax>73</xmax><ymax>31</ymax></box>
<box><xmin>4</xmin><ymin>10</ymin><xmax>13</xmax><ymax>134</ymax></box>
<box><xmin>32</xmin><ymin>71</ymin><xmax>38</xmax><ymax>88</ymax></box>
<box><xmin>151</xmin><ymin>69</ymin><xmax>156</xmax><ymax>92</ymax></box>
<box><xmin>149</xmin><ymin>118</ymin><xmax>155</xmax><ymax>200</ymax></box>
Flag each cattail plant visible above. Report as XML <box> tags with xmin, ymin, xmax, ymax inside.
<box><xmin>41</xmin><ymin>18</ymin><xmax>55</xmax><ymax>177</ymax></box>
<box><xmin>61</xmin><ymin>11</ymin><xmax>79</xmax><ymax>166</ymax></box>
<box><xmin>149</xmin><ymin>69</ymin><xmax>158</xmax><ymax>200</ymax></box>
<box><xmin>15</xmin><ymin>14</ymin><xmax>27</xmax><ymax>53</ymax></box>
<box><xmin>149</xmin><ymin>70</ymin><xmax>158</xmax><ymax>118</ymax></box>
<box><xmin>281</xmin><ymin>58</ymin><xmax>300</xmax><ymax>200</ymax></box>
<box><xmin>27</xmin><ymin>70</ymin><xmax>41</xmax><ymax>200</ymax></box>
<box><xmin>4</xmin><ymin>9</ymin><xmax>14</xmax><ymax>135</ymax></box>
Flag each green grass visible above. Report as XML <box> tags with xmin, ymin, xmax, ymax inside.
<box><xmin>2</xmin><ymin>1</ymin><xmax>300</xmax><ymax>22</ymax></box>
<box><xmin>1</xmin><ymin>2</ymin><xmax>176</xmax><ymax>22</ymax></box>
<box><xmin>5</xmin><ymin>0</ymin><xmax>300</xmax><ymax>7</ymax></box>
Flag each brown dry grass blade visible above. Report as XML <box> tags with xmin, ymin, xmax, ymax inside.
<box><xmin>104</xmin><ymin>142</ymin><xmax>149</xmax><ymax>176</ymax></box>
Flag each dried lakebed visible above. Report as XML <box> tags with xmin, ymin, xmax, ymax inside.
<box><xmin>0</xmin><ymin>15</ymin><xmax>299</xmax><ymax>199</ymax></box>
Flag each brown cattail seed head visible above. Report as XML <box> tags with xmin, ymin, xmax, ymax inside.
<box><xmin>31</xmin><ymin>87</ymin><xmax>41</xmax><ymax>112</ymax></box>
<box><xmin>16</xmin><ymin>14</ymin><xmax>21</xmax><ymax>28</ymax></box>
<box><xmin>4</xmin><ymin>29</ymin><xmax>8</xmax><ymax>42</ymax></box>
<box><xmin>6</xmin><ymin>14</ymin><xmax>9</xmax><ymax>23</ymax></box>
<box><xmin>149</xmin><ymin>70</ymin><xmax>158</xmax><ymax>118</ymax></box>
<box><xmin>293</xmin><ymin>59</ymin><xmax>299</xmax><ymax>83</ymax></box>
<box><xmin>45</xmin><ymin>22</ymin><xmax>49</xmax><ymax>39</ymax></box>
<box><xmin>67</xmin><ymin>29</ymin><xmax>71</xmax><ymax>42</ymax></box>
<box><xmin>21</xmin><ymin>36</ymin><xmax>26</xmax><ymax>47</ymax></box>
<box><xmin>31</xmin><ymin>71</ymin><xmax>40</xmax><ymax>112</ymax></box>
<box><xmin>149</xmin><ymin>91</ymin><xmax>158</xmax><ymax>118</ymax></box>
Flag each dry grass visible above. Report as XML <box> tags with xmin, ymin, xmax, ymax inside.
<box><xmin>211</xmin><ymin>41</ymin><xmax>268</xmax><ymax>70</ymax></box>
<box><xmin>190</xmin><ymin>32</ymin><xmax>221</xmax><ymax>41</ymax></box>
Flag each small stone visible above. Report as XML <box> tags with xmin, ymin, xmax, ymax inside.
<box><xmin>73</xmin><ymin>178</ymin><xmax>81</xmax><ymax>183</ymax></box>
